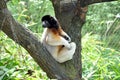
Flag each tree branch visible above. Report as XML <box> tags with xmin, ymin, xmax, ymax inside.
<box><xmin>80</xmin><ymin>0</ymin><xmax>116</xmax><ymax>7</ymax></box>
<box><xmin>0</xmin><ymin>0</ymin><xmax>72</xmax><ymax>79</ymax></box>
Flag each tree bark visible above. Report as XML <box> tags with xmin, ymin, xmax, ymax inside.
<box><xmin>0</xmin><ymin>0</ymin><xmax>116</xmax><ymax>80</ymax></box>
<box><xmin>50</xmin><ymin>0</ymin><xmax>88</xmax><ymax>79</ymax></box>
<box><xmin>79</xmin><ymin>0</ymin><xmax>115</xmax><ymax>7</ymax></box>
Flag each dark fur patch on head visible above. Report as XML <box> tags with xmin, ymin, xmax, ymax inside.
<box><xmin>41</xmin><ymin>15</ymin><xmax>59</xmax><ymax>29</ymax></box>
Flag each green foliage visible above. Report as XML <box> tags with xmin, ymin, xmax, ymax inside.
<box><xmin>0</xmin><ymin>32</ymin><xmax>48</xmax><ymax>80</ymax></box>
<box><xmin>82</xmin><ymin>33</ymin><xmax>120</xmax><ymax>80</ymax></box>
<box><xmin>82</xmin><ymin>1</ymin><xmax>120</xmax><ymax>80</ymax></box>
<box><xmin>0</xmin><ymin>0</ymin><xmax>120</xmax><ymax>80</ymax></box>
<box><xmin>7</xmin><ymin>0</ymin><xmax>54</xmax><ymax>33</ymax></box>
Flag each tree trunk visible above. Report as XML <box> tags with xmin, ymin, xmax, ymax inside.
<box><xmin>50</xmin><ymin>0</ymin><xmax>88</xmax><ymax>79</ymax></box>
<box><xmin>0</xmin><ymin>0</ymin><xmax>116</xmax><ymax>80</ymax></box>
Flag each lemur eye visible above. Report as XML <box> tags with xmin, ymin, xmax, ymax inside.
<box><xmin>63</xmin><ymin>36</ymin><xmax>69</xmax><ymax>41</ymax></box>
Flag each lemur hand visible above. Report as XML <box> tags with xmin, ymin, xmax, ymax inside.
<box><xmin>64</xmin><ymin>42</ymin><xmax>72</xmax><ymax>50</ymax></box>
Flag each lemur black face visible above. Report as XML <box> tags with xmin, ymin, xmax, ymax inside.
<box><xmin>41</xmin><ymin>15</ymin><xmax>59</xmax><ymax>29</ymax></box>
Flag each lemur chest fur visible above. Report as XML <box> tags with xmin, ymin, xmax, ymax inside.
<box><xmin>46</xmin><ymin>28</ymin><xmax>64</xmax><ymax>53</ymax></box>
<box><xmin>47</xmin><ymin>28</ymin><xmax>63</xmax><ymax>41</ymax></box>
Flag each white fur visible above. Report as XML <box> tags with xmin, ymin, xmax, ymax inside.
<box><xmin>41</xmin><ymin>28</ymin><xmax>76</xmax><ymax>63</ymax></box>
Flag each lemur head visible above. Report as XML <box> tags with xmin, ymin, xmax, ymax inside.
<box><xmin>41</xmin><ymin>15</ymin><xmax>59</xmax><ymax>29</ymax></box>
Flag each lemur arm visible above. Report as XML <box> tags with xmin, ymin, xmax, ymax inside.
<box><xmin>60</xmin><ymin>29</ymin><xmax>71</xmax><ymax>42</ymax></box>
<box><xmin>46</xmin><ymin>34</ymin><xmax>71</xmax><ymax>49</ymax></box>
<box><xmin>41</xmin><ymin>28</ymin><xmax>48</xmax><ymax>43</ymax></box>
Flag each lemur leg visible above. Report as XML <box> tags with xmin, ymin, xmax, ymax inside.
<box><xmin>56</xmin><ymin>42</ymin><xmax>76</xmax><ymax>63</ymax></box>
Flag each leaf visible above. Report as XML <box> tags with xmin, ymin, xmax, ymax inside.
<box><xmin>0</xmin><ymin>70</ymin><xmax>4</xmax><ymax>76</ymax></box>
<box><xmin>11</xmin><ymin>0</ymin><xmax>19</xmax><ymax>5</ymax></box>
<box><xmin>4</xmin><ymin>47</ymin><xmax>12</xmax><ymax>55</ymax></box>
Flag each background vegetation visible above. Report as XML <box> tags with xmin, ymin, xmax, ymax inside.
<box><xmin>0</xmin><ymin>0</ymin><xmax>120</xmax><ymax>80</ymax></box>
